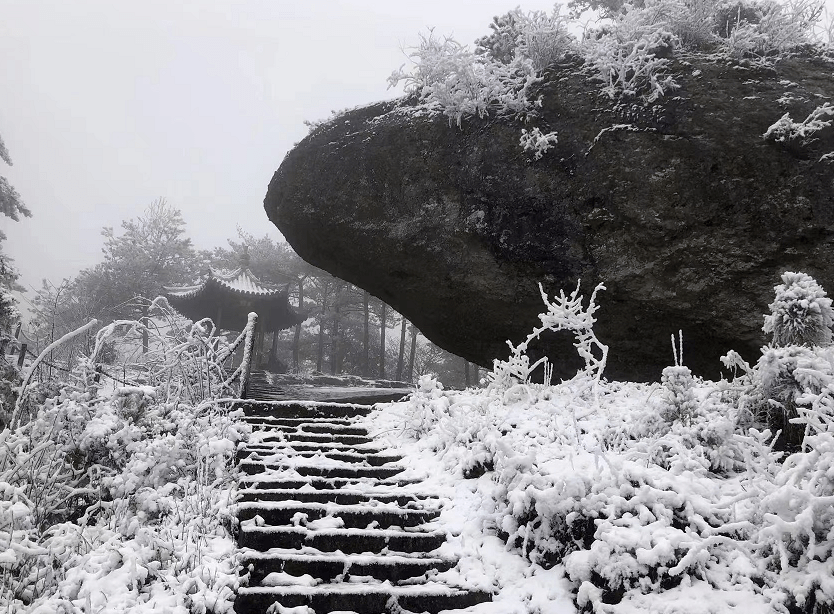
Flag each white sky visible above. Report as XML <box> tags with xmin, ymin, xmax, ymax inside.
<box><xmin>0</xmin><ymin>0</ymin><xmax>558</xmax><ymax>298</ymax></box>
<box><xmin>2</xmin><ymin>0</ymin><xmax>833</xmax><ymax>300</ymax></box>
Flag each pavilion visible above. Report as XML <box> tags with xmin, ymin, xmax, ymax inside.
<box><xmin>164</xmin><ymin>249</ymin><xmax>302</xmax><ymax>369</ymax></box>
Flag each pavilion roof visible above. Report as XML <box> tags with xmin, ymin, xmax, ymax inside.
<box><xmin>164</xmin><ymin>257</ymin><xmax>302</xmax><ymax>333</ymax></box>
<box><xmin>165</xmin><ymin>266</ymin><xmax>287</xmax><ymax>299</ymax></box>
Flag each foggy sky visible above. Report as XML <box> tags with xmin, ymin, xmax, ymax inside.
<box><xmin>2</xmin><ymin>0</ymin><xmax>832</xmax><ymax>308</ymax></box>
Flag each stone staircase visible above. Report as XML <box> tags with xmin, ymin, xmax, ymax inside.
<box><xmin>232</xmin><ymin>399</ymin><xmax>492</xmax><ymax>614</ymax></box>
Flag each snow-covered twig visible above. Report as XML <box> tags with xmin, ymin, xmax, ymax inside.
<box><xmin>11</xmin><ymin>319</ymin><xmax>98</xmax><ymax>429</ymax></box>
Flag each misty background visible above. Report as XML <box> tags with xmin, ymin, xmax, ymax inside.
<box><xmin>1</xmin><ymin>0</ymin><xmax>570</xmax><ymax>301</ymax></box>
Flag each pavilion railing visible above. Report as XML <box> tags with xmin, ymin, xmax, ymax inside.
<box><xmin>219</xmin><ymin>312</ymin><xmax>259</xmax><ymax>399</ymax></box>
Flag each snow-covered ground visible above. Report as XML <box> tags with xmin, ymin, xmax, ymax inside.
<box><xmin>3</xmin><ymin>274</ymin><xmax>834</xmax><ymax>613</ymax></box>
<box><xmin>366</xmin><ymin>370</ymin><xmax>833</xmax><ymax>614</ymax></box>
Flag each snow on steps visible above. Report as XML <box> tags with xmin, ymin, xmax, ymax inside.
<box><xmin>232</xmin><ymin>400</ymin><xmax>491</xmax><ymax>614</ymax></box>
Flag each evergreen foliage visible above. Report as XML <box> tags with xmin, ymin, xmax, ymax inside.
<box><xmin>763</xmin><ymin>271</ymin><xmax>834</xmax><ymax>347</ymax></box>
<box><xmin>0</xmin><ymin>130</ymin><xmax>31</xmax><ymax>334</ymax></box>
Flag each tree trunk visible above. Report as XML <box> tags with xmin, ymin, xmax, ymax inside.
<box><xmin>396</xmin><ymin>317</ymin><xmax>407</xmax><ymax>381</ymax></box>
<box><xmin>292</xmin><ymin>277</ymin><xmax>304</xmax><ymax>373</ymax></box>
<box><xmin>378</xmin><ymin>302</ymin><xmax>387</xmax><ymax>379</ymax></box>
<box><xmin>316</xmin><ymin>304</ymin><xmax>326</xmax><ymax>373</ymax></box>
<box><xmin>362</xmin><ymin>291</ymin><xmax>370</xmax><ymax>377</ymax></box>
<box><xmin>142</xmin><ymin>305</ymin><xmax>149</xmax><ymax>354</ymax></box>
<box><xmin>407</xmin><ymin>325</ymin><xmax>417</xmax><ymax>382</ymax></box>
<box><xmin>331</xmin><ymin>284</ymin><xmax>343</xmax><ymax>375</ymax></box>
<box><xmin>331</xmin><ymin>312</ymin><xmax>340</xmax><ymax>375</ymax></box>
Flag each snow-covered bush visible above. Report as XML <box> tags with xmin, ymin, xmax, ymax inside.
<box><xmin>0</xmin><ymin>303</ymin><xmax>248</xmax><ymax>612</ymax></box>
<box><xmin>401</xmin><ymin>374</ymin><xmax>449</xmax><ymax>437</ymax></box>
<box><xmin>519</xmin><ymin>127</ymin><xmax>559</xmax><ymax>159</ymax></box>
<box><xmin>764</xmin><ymin>103</ymin><xmax>834</xmax><ymax>152</ymax></box>
<box><xmin>476</xmin><ymin>7</ymin><xmax>574</xmax><ymax>69</ymax></box>
<box><xmin>386</xmin><ymin>0</ymin><xmax>827</xmax><ymax>131</ymax></box>
<box><xmin>387</xmin><ymin>30</ymin><xmax>542</xmax><ymax>127</ymax></box>
<box><xmin>388</xmin><ymin>7</ymin><xmax>575</xmax><ymax>128</ymax></box>
<box><xmin>660</xmin><ymin>332</ymin><xmax>698</xmax><ymax>425</ymax></box>
<box><xmin>487</xmin><ymin>280</ymin><xmax>608</xmax><ymax>401</ymax></box>
<box><xmin>582</xmin><ymin>4</ymin><xmax>680</xmax><ymax>101</ymax></box>
<box><xmin>660</xmin><ymin>365</ymin><xmax>698</xmax><ymax>424</ymax></box>
<box><xmin>381</xmin><ymin>270</ymin><xmax>834</xmax><ymax>612</ymax></box>
<box><xmin>743</xmin><ymin>272</ymin><xmax>834</xmax><ymax>453</ymax></box>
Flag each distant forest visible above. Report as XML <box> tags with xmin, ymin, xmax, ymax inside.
<box><xmin>19</xmin><ymin>199</ymin><xmax>481</xmax><ymax>388</ymax></box>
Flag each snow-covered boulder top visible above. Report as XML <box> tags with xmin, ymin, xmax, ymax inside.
<box><xmin>265</xmin><ymin>53</ymin><xmax>834</xmax><ymax>381</ymax></box>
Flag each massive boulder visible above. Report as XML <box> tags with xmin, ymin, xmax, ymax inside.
<box><xmin>265</xmin><ymin>54</ymin><xmax>834</xmax><ymax>381</ymax></box>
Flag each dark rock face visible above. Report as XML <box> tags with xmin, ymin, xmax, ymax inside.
<box><xmin>265</xmin><ymin>54</ymin><xmax>834</xmax><ymax>381</ymax></box>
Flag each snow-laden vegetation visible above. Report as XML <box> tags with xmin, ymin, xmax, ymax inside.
<box><xmin>0</xmin><ymin>300</ymin><xmax>251</xmax><ymax>613</ymax></box>
<box><xmin>386</xmin><ymin>0</ymin><xmax>832</xmax><ymax>155</ymax></box>
<box><xmin>372</xmin><ymin>271</ymin><xmax>834</xmax><ymax>613</ymax></box>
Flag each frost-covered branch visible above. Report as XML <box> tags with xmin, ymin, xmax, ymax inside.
<box><xmin>11</xmin><ymin>319</ymin><xmax>98</xmax><ymax>429</ymax></box>
<box><xmin>487</xmin><ymin>280</ymin><xmax>608</xmax><ymax>401</ymax></box>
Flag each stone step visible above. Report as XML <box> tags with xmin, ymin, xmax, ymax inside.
<box><xmin>238</xmin><ymin>525</ymin><xmax>446</xmax><ymax>554</ymax></box>
<box><xmin>241</xmin><ymin>440</ymin><xmax>386</xmax><ymax>454</ymax></box>
<box><xmin>237</xmin><ymin>447</ymin><xmax>402</xmax><ymax>466</ymax></box>
<box><xmin>243</xmin><ymin>419</ymin><xmax>368</xmax><ymax>434</ymax></box>
<box><xmin>250</xmin><ymin>432</ymin><xmax>374</xmax><ymax>445</ymax></box>
<box><xmin>236</xmin><ymin>488</ymin><xmax>432</xmax><ymax>507</ymax></box>
<box><xmin>245</xmin><ymin>437</ymin><xmax>383</xmax><ymax>454</ymax></box>
<box><xmin>239</xmin><ymin>476</ymin><xmax>423</xmax><ymax>490</ymax></box>
<box><xmin>236</xmin><ymin>501</ymin><xmax>439</xmax><ymax>529</ymax></box>
<box><xmin>233</xmin><ymin>401</ymin><xmax>373</xmax><ymax>419</ymax></box>
<box><xmin>235</xmin><ymin>582</ymin><xmax>491</xmax><ymax>614</ymax></box>
<box><xmin>238</xmin><ymin>446</ymin><xmax>387</xmax><ymax>454</ymax></box>
<box><xmin>240</xmin><ymin>416</ymin><xmax>355</xmax><ymax>427</ymax></box>
<box><xmin>241</xmin><ymin>550</ymin><xmax>455</xmax><ymax>585</ymax></box>
<box><xmin>239</xmin><ymin>461</ymin><xmax>405</xmax><ymax>480</ymax></box>
<box><xmin>242</xmin><ymin>419</ymin><xmax>369</xmax><ymax>437</ymax></box>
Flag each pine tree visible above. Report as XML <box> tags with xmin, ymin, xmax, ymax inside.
<box><xmin>0</xmin><ymin>130</ymin><xmax>31</xmax><ymax>334</ymax></box>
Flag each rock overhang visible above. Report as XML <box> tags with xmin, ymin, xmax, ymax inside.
<box><xmin>265</xmin><ymin>53</ymin><xmax>834</xmax><ymax>381</ymax></box>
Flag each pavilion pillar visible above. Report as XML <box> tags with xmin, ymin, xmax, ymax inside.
<box><xmin>256</xmin><ymin>326</ymin><xmax>266</xmax><ymax>367</ymax></box>
<box><xmin>268</xmin><ymin>329</ymin><xmax>279</xmax><ymax>369</ymax></box>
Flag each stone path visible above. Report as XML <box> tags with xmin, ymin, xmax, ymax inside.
<box><xmin>245</xmin><ymin>370</ymin><xmax>413</xmax><ymax>405</ymax></box>
<box><xmin>232</xmin><ymin>397</ymin><xmax>491</xmax><ymax>614</ymax></box>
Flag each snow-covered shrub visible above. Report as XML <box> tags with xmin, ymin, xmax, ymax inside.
<box><xmin>754</xmin><ymin>430</ymin><xmax>834</xmax><ymax>611</ymax></box>
<box><xmin>487</xmin><ymin>280</ymin><xmax>608</xmax><ymax>401</ymax></box>
<box><xmin>747</xmin><ymin>272</ymin><xmax>834</xmax><ymax>453</ymax></box>
<box><xmin>756</xmin><ymin>344</ymin><xmax>834</xmax><ymax>453</ymax></box>
<box><xmin>388</xmin><ymin>31</ymin><xmax>542</xmax><ymax>127</ymax></box>
<box><xmin>401</xmin><ymin>374</ymin><xmax>449</xmax><ymax>437</ymax></box>
<box><xmin>713</xmin><ymin>0</ymin><xmax>823</xmax><ymax>57</ymax></box>
<box><xmin>582</xmin><ymin>3</ymin><xmax>680</xmax><ymax>101</ymax></box>
<box><xmin>476</xmin><ymin>7</ymin><xmax>574</xmax><ymax>69</ymax></box>
<box><xmin>0</xmin><ymin>304</ymin><xmax>248</xmax><ymax>612</ymax></box>
<box><xmin>755</xmin><ymin>0</ymin><xmax>825</xmax><ymax>52</ymax></box>
<box><xmin>389</xmin><ymin>7</ymin><xmax>575</xmax><ymax>128</ymax></box>
<box><xmin>660</xmin><ymin>332</ymin><xmax>698</xmax><ymax>425</ymax></box>
<box><xmin>763</xmin><ymin>103</ymin><xmax>834</xmax><ymax>151</ymax></box>
<box><xmin>660</xmin><ymin>365</ymin><xmax>698</xmax><ymax>424</ymax></box>
<box><xmin>519</xmin><ymin>127</ymin><xmax>559</xmax><ymax>159</ymax></box>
